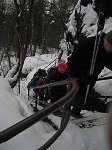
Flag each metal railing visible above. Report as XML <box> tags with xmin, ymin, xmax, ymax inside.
<box><xmin>0</xmin><ymin>78</ymin><xmax>78</xmax><ymax>147</ymax></box>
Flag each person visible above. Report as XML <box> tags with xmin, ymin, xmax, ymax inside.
<box><xmin>67</xmin><ymin>30</ymin><xmax>112</xmax><ymax>117</ymax></box>
<box><xmin>27</xmin><ymin>68</ymin><xmax>47</xmax><ymax>101</ymax></box>
<box><xmin>36</xmin><ymin>62</ymin><xmax>68</xmax><ymax>103</ymax></box>
<box><xmin>27</xmin><ymin>68</ymin><xmax>47</xmax><ymax>89</ymax></box>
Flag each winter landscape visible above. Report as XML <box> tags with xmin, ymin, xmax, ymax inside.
<box><xmin>0</xmin><ymin>0</ymin><xmax>112</xmax><ymax>150</ymax></box>
<box><xmin>0</xmin><ymin>53</ymin><xmax>111</xmax><ymax>150</ymax></box>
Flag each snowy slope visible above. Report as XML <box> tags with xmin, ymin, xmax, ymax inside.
<box><xmin>0</xmin><ymin>54</ymin><xmax>111</xmax><ymax>150</ymax></box>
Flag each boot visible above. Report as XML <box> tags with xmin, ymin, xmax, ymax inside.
<box><xmin>71</xmin><ymin>107</ymin><xmax>83</xmax><ymax>118</ymax></box>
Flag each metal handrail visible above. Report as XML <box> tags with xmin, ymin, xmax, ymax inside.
<box><xmin>97</xmin><ymin>76</ymin><xmax>112</xmax><ymax>81</ymax></box>
<box><xmin>38</xmin><ymin>105</ymin><xmax>71</xmax><ymax>150</ymax></box>
<box><xmin>37</xmin><ymin>86</ymin><xmax>72</xmax><ymax>150</ymax></box>
<box><xmin>0</xmin><ymin>78</ymin><xmax>78</xmax><ymax>144</ymax></box>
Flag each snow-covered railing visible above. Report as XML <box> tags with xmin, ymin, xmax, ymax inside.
<box><xmin>0</xmin><ymin>78</ymin><xmax>78</xmax><ymax>147</ymax></box>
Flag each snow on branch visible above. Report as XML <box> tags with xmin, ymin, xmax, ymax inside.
<box><xmin>5</xmin><ymin>62</ymin><xmax>19</xmax><ymax>84</ymax></box>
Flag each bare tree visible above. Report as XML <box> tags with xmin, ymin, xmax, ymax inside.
<box><xmin>0</xmin><ymin>0</ymin><xmax>34</xmax><ymax>88</ymax></box>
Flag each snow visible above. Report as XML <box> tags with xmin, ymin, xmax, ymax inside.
<box><xmin>66</xmin><ymin>0</ymin><xmax>112</xmax><ymax>38</ymax></box>
<box><xmin>0</xmin><ymin>77</ymin><xmax>45</xmax><ymax>150</ymax></box>
<box><xmin>81</xmin><ymin>4</ymin><xmax>97</xmax><ymax>37</ymax></box>
<box><xmin>0</xmin><ymin>53</ymin><xmax>112</xmax><ymax>150</ymax></box>
<box><xmin>1</xmin><ymin>0</ymin><xmax>112</xmax><ymax>149</ymax></box>
<box><xmin>94</xmin><ymin>68</ymin><xmax>112</xmax><ymax>96</ymax></box>
<box><xmin>62</xmin><ymin>1</ymin><xmax>112</xmax><ymax>53</ymax></box>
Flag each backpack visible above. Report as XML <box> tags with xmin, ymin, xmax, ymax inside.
<box><xmin>27</xmin><ymin>76</ymin><xmax>39</xmax><ymax>89</ymax></box>
<box><xmin>47</xmin><ymin>67</ymin><xmax>56</xmax><ymax>75</ymax></box>
<box><xmin>27</xmin><ymin>68</ymin><xmax>47</xmax><ymax>89</ymax></box>
<box><xmin>33</xmin><ymin>69</ymin><xmax>47</xmax><ymax>78</ymax></box>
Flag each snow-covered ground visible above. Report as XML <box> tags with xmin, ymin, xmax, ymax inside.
<box><xmin>0</xmin><ymin>54</ymin><xmax>112</xmax><ymax>150</ymax></box>
<box><xmin>1</xmin><ymin>0</ymin><xmax>112</xmax><ymax>149</ymax></box>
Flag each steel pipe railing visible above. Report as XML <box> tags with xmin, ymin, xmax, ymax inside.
<box><xmin>37</xmin><ymin>104</ymin><xmax>71</xmax><ymax>150</ymax></box>
<box><xmin>37</xmin><ymin>86</ymin><xmax>72</xmax><ymax>150</ymax></box>
<box><xmin>0</xmin><ymin>78</ymin><xmax>78</xmax><ymax>144</ymax></box>
<box><xmin>97</xmin><ymin>76</ymin><xmax>112</xmax><ymax>81</ymax></box>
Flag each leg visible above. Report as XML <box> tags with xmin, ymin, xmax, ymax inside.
<box><xmin>70</xmin><ymin>95</ymin><xmax>85</xmax><ymax>118</ymax></box>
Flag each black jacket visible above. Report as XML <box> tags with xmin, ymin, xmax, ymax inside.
<box><xmin>67</xmin><ymin>34</ymin><xmax>112</xmax><ymax>95</ymax></box>
<box><xmin>44</xmin><ymin>67</ymin><xmax>67</xmax><ymax>102</ymax></box>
